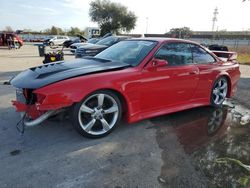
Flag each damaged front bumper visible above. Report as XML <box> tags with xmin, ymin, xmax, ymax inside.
<box><xmin>12</xmin><ymin>100</ymin><xmax>57</xmax><ymax>127</ymax></box>
<box><xmin>12</xmin><ymin>88</ymin><xmax>73</xmax><ymax>127</ymax></box>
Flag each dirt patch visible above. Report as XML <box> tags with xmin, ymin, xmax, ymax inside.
<box><xmin>0</xmin><ymin>44</ymin><xmax>74</xmax><ymax>72</ymax></box>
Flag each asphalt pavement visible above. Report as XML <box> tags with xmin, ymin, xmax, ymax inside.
<box><xmin>0</xmin><ymin>45</ymin><xmax>249</xmax><ymax>187</ymax></box>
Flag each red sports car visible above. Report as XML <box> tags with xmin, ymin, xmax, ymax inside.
<box><xmin>11</xmin><ymin>38</ymin><xmax>240</xmax><ymax>138</ymax></box>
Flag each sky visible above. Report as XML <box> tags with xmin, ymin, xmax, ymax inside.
<box><xmin>0</xmin><ymin>0</ymin><xmax>250</xmax><ymax>34</ymax></box>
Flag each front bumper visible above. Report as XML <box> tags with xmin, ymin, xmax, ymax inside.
<box><xmin>12</xmin><ymin>87</ymin><xmax>74</xmax><ymax>120</ymax></box>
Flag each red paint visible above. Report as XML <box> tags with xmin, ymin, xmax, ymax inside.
<box><xmin>12</xmin><ymin>38</ymin><xmax>241</xmax><ymax>123</ymax></box>
<box><xmin>12</xmin><ymin>101</ymin><xmax>43</xmax><ymax>119</ymax></box>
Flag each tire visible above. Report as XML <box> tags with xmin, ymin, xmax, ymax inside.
<box><xmin>71</xmin><ymin>90</ymin><xmax>122</xmax><ymax>138</ymax></box>
<box><xmin>210</xmin><ymin>77</ymin><xmax>228</xmax><ymax>107</ymax></box>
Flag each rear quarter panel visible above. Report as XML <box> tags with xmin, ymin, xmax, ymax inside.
<box><xmin>220</xmin><ymin>61</ymin><xmax>241</xmax><ymax>97</ymax></box>
<box><xmin>193</xmin><ymin>61</ymin><xmax>240</xmax><ymax>100</ymax></box>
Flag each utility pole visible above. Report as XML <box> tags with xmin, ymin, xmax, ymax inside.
<box><xmin>212</xmin><ymin>7</ymin><xmax>219</xmax><ymax>32</ymax></box>
<box><xmin>145</xmin><ymin>17</ymin><xmax>148</xmax><ymax>34</ymax></box>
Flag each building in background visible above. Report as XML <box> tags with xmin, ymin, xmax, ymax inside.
<box><xmin>84</xmin><ymin>27</ymin><xmax>100</xmax><ymax>39</ymax></box>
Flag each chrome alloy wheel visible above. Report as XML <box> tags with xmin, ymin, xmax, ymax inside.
<box><xmin>212</xmin><ymin>77</ymin><xmax>228</xmax><ymax>106</ymax></box>
<box><xmin>207</xmin><ymin>108</ymin><xmax>223</xmax><ymax>135</ymax></box>
<box><xmin>78</xmin><ymin>93</ymin><xmax>119</xmax><ymax>136</ymax></box>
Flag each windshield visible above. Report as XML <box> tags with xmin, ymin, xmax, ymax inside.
<box><xmin>87</xmin><ymin>38</ymin><xmax>99</xmax><ymax>44</ymax></box>
<box><xmin>96</xmin><ymin>36</ymin><xmax>118</xmax><ymax>46</ymax></box>
<box><xmin>95</xmin><ymin>40</ymin><xmax>157</xmax><ymax>66</ymax></box>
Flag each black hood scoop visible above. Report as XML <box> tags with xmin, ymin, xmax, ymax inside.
<box><xmin>11</xmin><ymin>58</ymin><xmax>130</xmax><ymax>89</ymax></box>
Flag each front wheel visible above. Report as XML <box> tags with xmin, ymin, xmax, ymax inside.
<box><xmin>211</xmin><ymin>77</ymin><xmax>228</xmax><ymax>107</ymax></box>
<box><xmin>71</xmin><ymin>90</ymin><xmax>122</xmax><ymax>138</ymax></box>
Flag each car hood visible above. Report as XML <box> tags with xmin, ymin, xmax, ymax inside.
<box><xmin>10</xmin><ymin>58</ymin><xmax>130</xmax><ymax>89</ymax></box>
<box><xmin>79</xmin><ymin>44</ymin><xmax>107</xmax><ymax>50</ymax></box>
<box><xmin>71</xmin><ymin>42</ymin><xmax>90</xmax><ymax>48</ymax></box>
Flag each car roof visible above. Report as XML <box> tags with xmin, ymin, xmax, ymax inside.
<box><xmin>128</xmin><ymin>37</ymin><xmax>200</xmax><ymax>45</ymax></box>
<box><xmin>116</xmin><ymin>36</ymin><xmax>131</xmax><ymax>38</ymax></box>
<box><xmin>105</xmin><ymin>35</ymin><xmax>131</xmax><ymax>39</ymax></box>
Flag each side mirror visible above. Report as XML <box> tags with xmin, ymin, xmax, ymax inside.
<box><xmin>146</xmin><ymin>58</ymin><xmax>168</xmax><ymax>71</ymax></box>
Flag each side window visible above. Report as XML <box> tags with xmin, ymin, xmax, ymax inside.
<box><xmin>155</xmin><ymin>43</ymin><xmax>192</xmax><ymax>66</ymax></box>
<box><xmin>190</xmin><ymin>44</ymin><xmax>215</xmax><ymax>64</ymax></box>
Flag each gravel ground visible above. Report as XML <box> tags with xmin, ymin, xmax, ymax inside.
<box><xmin>233</xmin><ymin>65</ymin><xmax>250</xmax><ymax>108</ymax></box>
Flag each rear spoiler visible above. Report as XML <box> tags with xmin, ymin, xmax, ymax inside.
<box><xmin>211</xmin><ymin>50</ymin><xmax>238</xmax><ymax>62</ymax></box>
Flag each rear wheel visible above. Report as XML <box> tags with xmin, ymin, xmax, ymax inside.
<box><xmin>211</xmin><ymin>77</ymin><xmax>228</xmax><ymax>107</ymax></box>
<box><xmin>71</xmin><ymin>90</ymin><xmax>122</xmax><ymax>138</ymax></box>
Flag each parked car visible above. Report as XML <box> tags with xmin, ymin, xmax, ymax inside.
<box><xmin>69</xmin><ymin>34</ymin><xmax>113</xmax><ymax>54</ymax></box>
<box><xmin>43</xmin><ymin>37</ymin><xmax>52</xmax><ymax>45</ymax></box>
<box><xmin>63</xmin><ymin>38</ymin><xmax>81</xmax><ymax>48</ymax></box>
<box><xmin>46</xmin><ymin>36</ymin><xmax>70</xmax><ymax>46</ymax></box>
<box><xmin>0</xmin><ymin>32</ymin><xmax>24</xmax><ymax>48</ymax></box>
<box><xmin>75</xmin><ymin>36</ymin><xmax>130</xmax><ymax>58</ymax></box>
<box><xmin>208</xmin><ymin>44</ymin><xmax>229</xmax><ymax>51</ymax></box>
<box><xmin>69</xmin><ymin>38</ymin><xmax>100</xmax><ymax>53</ymax></box>
<box><xmin>63</xmin><ymin>35</ymin><xmax>88</xmax><ymax>48</ymax></box>
<box><xmin>11</xmin><ymin>38</ymin><xmax>240</xmax><ymax>138</ymax></box>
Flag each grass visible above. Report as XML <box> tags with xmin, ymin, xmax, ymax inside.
<box><xmin>229</xmin><ymin>46</ymin><xmax>250</xmax><ymax>65</ymax></box>
<box><xmin>237</xmin><ymin>54</ymin><xmax>250</xmax><ymax>65</ymax></box>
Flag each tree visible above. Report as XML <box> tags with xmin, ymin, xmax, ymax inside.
<box><xmin>89</xmin><ymin>0</ymin><xmax>137</xmax><ymax>35</ymax></box>
<box><xmin>51</xmin><ymin>26</ymin><xmax>59</xmax><ymax>35</ymax></box>
<box><xmin>169</xmin><ymin>27</ymin><xmax>193</xmax><ymax>38</ymax></box>
<box><xmin>5</xmin><ymin>26</ymin><xmax>13</xmax><ymax>32</ymax></box>
<box><xmin>57</xmin><ymin>27</ymin><xmax>63</xmax><ymax>35</ymax></box>
<box><xmin>43</xmin><ymin>28</ymin><xmax>51</xmax><ymax>34</ymax></box>
<box><xmin>68</xmin><ymin>27</ymin><xmax>82</xmax><ymax>36</ymax></box>
<box><xmin>48</xmin><ymin>26</ymin><xmax>64</xmax><ymax>35</ymax></box>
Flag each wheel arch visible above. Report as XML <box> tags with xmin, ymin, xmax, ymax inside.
<box><xmin>83</xmin><ymin>88</ymin><xmax>130</xmax><ymax>122</ymax></box>
<box><xmin>215</xmin><ymin>73</ymin><xmax>232</xmax><ymax>98</ymax></box>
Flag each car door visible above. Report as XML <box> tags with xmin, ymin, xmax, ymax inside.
<box><xmin>58</xmin><ymin>36</ymin><xmax>63</xmax><ymax>45</ymax></box>
<box><xmin>140</xmin><ymin>42</ymin><xmax>199</xmax><ymax>111</ymax></box>
<box><xmin>190</xmin><ymin>44</ymin><xmax>218</xmax><ymax>100</ymax></box>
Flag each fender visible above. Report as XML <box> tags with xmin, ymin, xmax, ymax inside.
<box><xmin>34</xmin><ymin>68</ymin><xmax>142</xmax><ymax>122</ymax></box>
<box><xmin>213</xmin><ymin>71</ymin><xmax>232</xmax><ymax>98</ymax></box>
